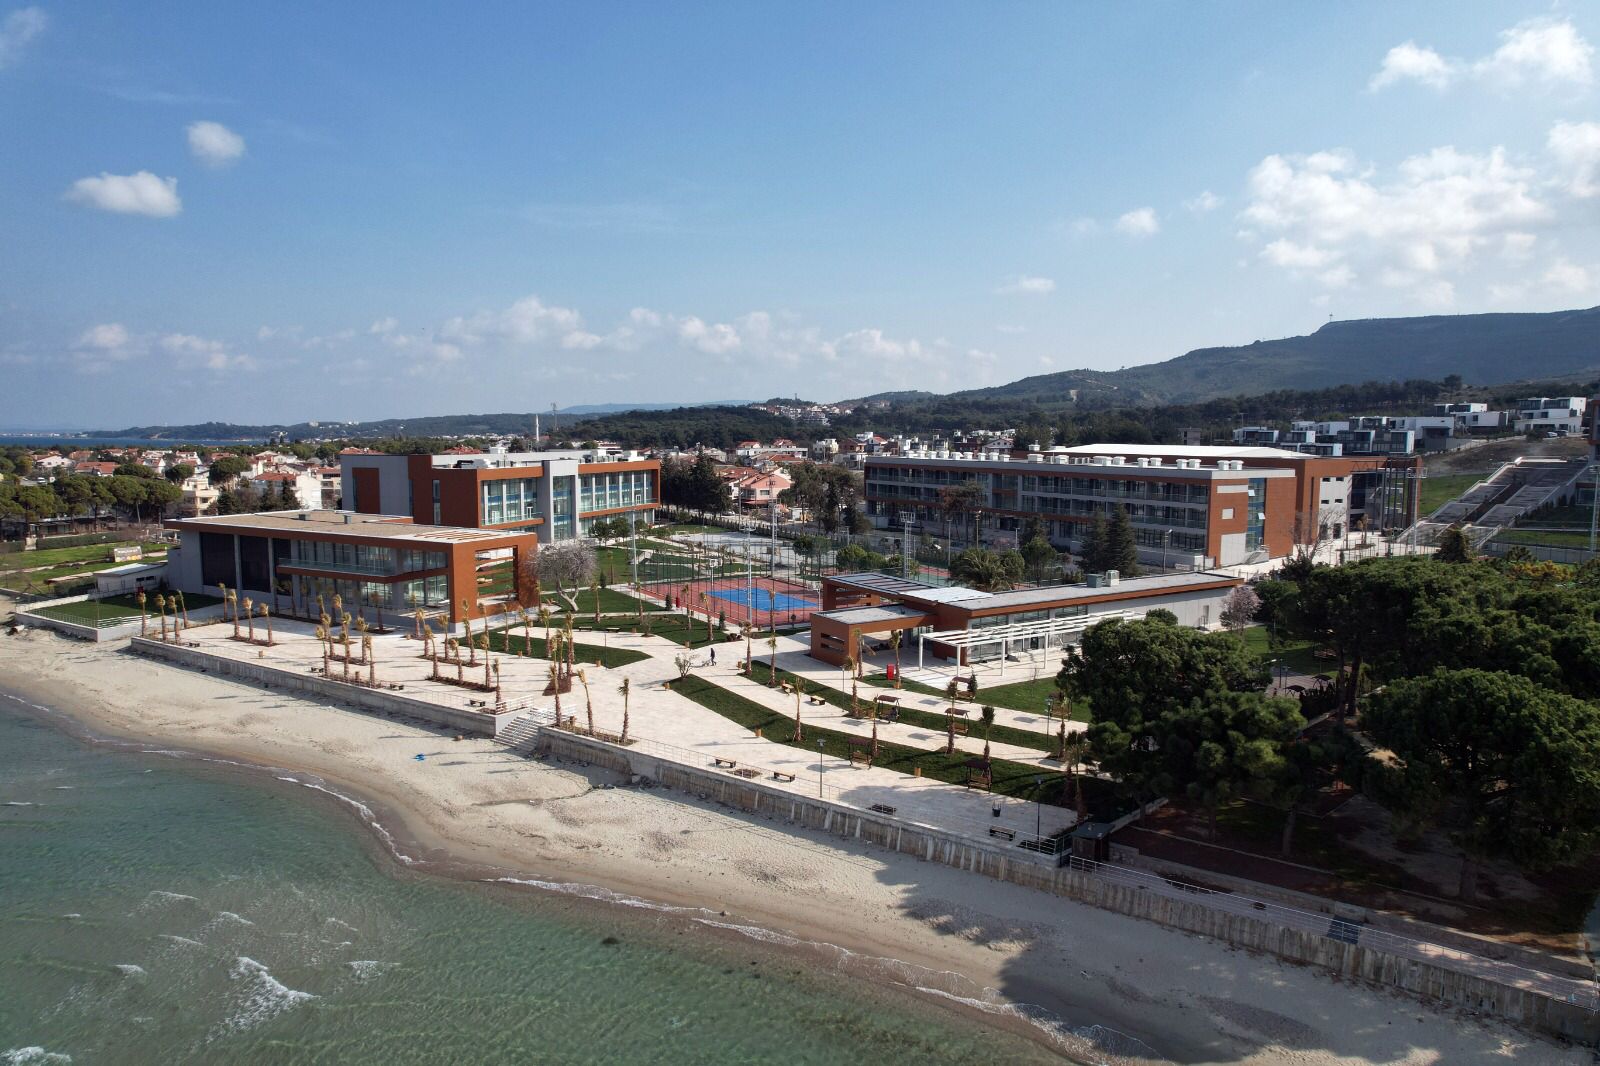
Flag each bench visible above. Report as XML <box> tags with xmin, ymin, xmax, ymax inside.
<box><xmin>869</xmin><ymin>803</ymin><xmax>897</xmax><ymax>815</ymax></box>
<box><xmin>772</xmin><ymin>771</ymin><xmax>796</xmax><ymax>783</ymax></box>
<box><xmin>713</xmin><ymin>757</ymin><xmax>738</xmax><ymax>769</ymax></box>
<box><xmin>780</xmin><ymin>681</ymin><xmax>795</xmax><ymax>695</ymax></box>
<box><xmin>948</xmin><ymin>720</ymin><xmax>969</xmax><ymax>736</ymax></box>
<box><xmin>807</xmin><ymin>696</ymin><xmax>827</xmax><ymax>706</ymax></box>
<box><xmin>989</xmin><ymin>827</ymin><xmax>1016</xmax><ymax>841</ymax></box>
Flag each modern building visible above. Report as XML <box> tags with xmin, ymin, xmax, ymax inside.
<box><xmin>1514</xmin><ymin>397</ymin><xmax>1587</xmax><ymax>436</ymax></box>
<box><xmin>863</xmin><ymin>444</ymin><xmax>1421</xmax><ymax>567</ymax></box>
<box><xmin>807</xmin><ymin>570</ymin><xmax>1244</xmax><ymax>667</ymax></box>
<box><xmin>163</xmin><ymin>510</ymin><xmax>538</xmax><ymax>625</ymax></box>
<box><xmin>339</xmin><ymin>447</ymin><xmax>659</xmax><ymax>542</ymax></box>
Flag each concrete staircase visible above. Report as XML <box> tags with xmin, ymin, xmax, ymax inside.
<box><xmin>1403</xmin><ymin>459</ymin><xmax>1584</xmax><ymax>549</ymax></box>
<box><xmin>496</xmin><ymin>710</ymin><xmax>551</xmax><ymax>754</ymax></box>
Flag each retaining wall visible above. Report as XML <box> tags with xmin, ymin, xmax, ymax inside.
<box><xmin>130</xmin><ymin>638</ymin><xmax>512</xmax><ymax>736</ymax></box>
<box><xmin>534</xmin><ymin>726</ymin><xmax>1600</xmax><ymax>1044</ymax></box>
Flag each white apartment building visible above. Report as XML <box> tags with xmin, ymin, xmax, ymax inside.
<box><xmin>1514</xmin><ymin>397</ymin><xmax>1587</xmax><ymax>436</ymax></box>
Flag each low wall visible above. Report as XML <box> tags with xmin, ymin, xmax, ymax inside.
<box><xmin>533</xmin><ymin>726</ymin><xmax>1600</xmax><ymax>1044</ymax></box>
<box><xmin>130</xmin><ymin>638</ymin><xmax>512</xmax><ymax>736</ymax></box>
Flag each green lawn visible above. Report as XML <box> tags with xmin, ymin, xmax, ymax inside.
<box><xmin>1233</xmin><ymin>625</ymin><xmax>1325</xmax><ymax>676</ymax></box>
<box><xmin>30</xmin><ymin>591</ymin><xmax>222</xmax><ymax>627</ymax></box>
<box><xmin>1418</xmin><ymin>473</ymin><xmax>1485</xmax><ymax>516</ymax></box>
<box><xmin>0</xmin><ymin>540</ymin><xmax>167</xmax><ymax>575</ymax></box>
<box><xmin>538</xmin><ymin>587</ymin><xmax>666</xmax><ymax>615</ymax></box>
<box><xmin>1493</xmin><ymin>528</ymin><xmax>1594</xmax><ymax>549</ymax></box>
<box><xmin>749</xmin><ymin>662</ymin><xmax>1066</xmax><ymax>754</ymax></box>
<box><xmin>658</xmin><ymin>523</ymin><xmax>724</xmax><ymax>535</ymax></box>
<box><xmin>571</xmin><ymin>612</ymin><xmax>731</xmax><ymax>649</ymax></box>
<box><xmin>669</xmin><ymin>675</ymin><xmax>1120</xmax><ymax>818</ymax></box>
<box><xmin>860</xmin><ymin>670</ymin><xmax>1093</xmax><ymax>720</ymax></box>
<box><xmin>485</xmin><ymin>625</ymin><xmax>649</xmax><ymax>669</ymax></box>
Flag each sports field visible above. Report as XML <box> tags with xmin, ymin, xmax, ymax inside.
<box><xmin>639</xmin><ymin>575</ymin><xmax>820</xmax><ymax>628</ymax></box>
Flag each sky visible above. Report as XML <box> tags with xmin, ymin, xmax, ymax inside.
<box><xmin>1</xmin><ymin>2</ymin><xmax>1598</xmax><ymax>428</ymax></box>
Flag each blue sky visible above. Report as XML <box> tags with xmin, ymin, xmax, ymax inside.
<box><xmin>1</xmin><ymin>2</ymin><xmax>1597</xmax><ymax>427</ymax></box>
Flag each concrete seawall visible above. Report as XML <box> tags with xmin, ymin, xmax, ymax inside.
<box><xmin>535</xmin><ymin>726</ymin><xmax>1600</xmax><ymax>1045</ymax></box>
<box><xmin>130</xmin><ymin>637</ymin><xmax>512</xmax><ymax>737</ymax></box>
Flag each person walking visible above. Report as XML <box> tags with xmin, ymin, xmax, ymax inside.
<box><xmin>709</xmin><ymin>646</ymin><xmax>717</xmax><ymax>666</ymax></box>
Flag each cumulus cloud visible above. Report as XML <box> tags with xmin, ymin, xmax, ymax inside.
<box><xmin>160</xmin><ymin>332</ymin><xmax>257</xmax><ymax>371</ymax></box>
<box><xmin>0</xmin><ymin>6</ymin><xmax>45</xmax><ymax>69</ymax></box>
<box><xmin>1549</xmin><ymin>120</ymin><xmax>1600</xmax><ymax>198</ymax></box>
<box><xmin>1184</xmin><ymin>190</ymin><xmax>1223</xmax><ymax>213</ymax></box>
<box><xmin>675</xmin><ymin>315</ymin><xmax>741</xmax><ymax>355</ymax></box>
<box><xmin>1114</xmin><ymin>207</ymin><xmax>1159</xmax><ymax>236</ymax></box>
<box><xmin>186</xmin><ymin>120</ymin><xmax>245</xmax><ymax>166</ymax></box>
<box><xmin>1370</xmin><ymin>17</ymin><xmax>1593</xmax><ymax>93</ymax></box>
<box><xmin>439</xmin><ymin>294</ymin><xmax>582</xmax><ymax>347</ymax></box>
<box><xmin>65</xmin><ymin>171</ymin><xmax>181</xmax><ymax>217</ymax></box>
<box><xmin>369</xmin><ymin>316</ymin><xmax>398</xmax><ymax>335</ymax></box>
<box><xmin>76</xmin><ymin>322</ymin><xmax>129</xmax><ymax>351</ymax></box>
<box><xmin>1241</xmin><ymin>144</ymin><xmax>1550</xmax><ymax>302</ymax></box>
<box><xmin>71</xmin><ymin>322</ymin><xmax>142</xmax><ymax>373</ymax></box>
<box><xmin>1489</xmin><ymin>258</ymin><xmax>1600</xmax><ymax>304</ymax></box>
<box><xmin>995</xmin><ymin>274</ymin><xmax>1056</xmax><ymax>295</ymax></box>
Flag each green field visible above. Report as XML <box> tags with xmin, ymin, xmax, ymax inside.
<box><xmin>0</xmin><ymin>541</ymin><xmax>170</xmax><ymax>593</ymax></box>
<box><xmin>670</xmin><ymin>675</ymin><xmax>1119</xmax><ymax>817</ymax></box>
<box><xmin>485</xmin><ymin>625</ymin><xmax>649</xmax><ymax>669</ymax></box>
<box><xmin>30</xmin><ymin>591</ymin><xmax>222</xmax><ymax>628</ymax></box>
<box><xmin>1418</xmin><ymin>473</ymin><xmax>1484</xmax><ymax>516</ymax></box>
<box><xmin>1493</xmin><ymin>528</ymin><xmax>1594</xmax><ymax>550</ymax></box>
<box><xmin>571</xmin><ymin>612</ymin><xmax>731</xmax><ymax>649</ymax></box>
<box><xmin>1234</xmin><ymin>625</ymin><xmax>1326</xmax><ymax>676</ymax></box>
<box><xmin>539</xmin><ymin>586</ymin><xmax>666</xmax><ymax>616</ymax></box>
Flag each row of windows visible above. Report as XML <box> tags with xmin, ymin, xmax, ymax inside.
<box><xmin>482</xmin><ymin>477</ymin><xmax>542</xmax><ymax>526</ymax></box>
<box><xmin>289</xmin><ymin>539</ymin><xmax>446</xmax><ymax>576</ymax></box>
<box><xmin>578</xmin><ymin>471</ymin><xmax>655</xmax><ymax>514</ymax></box>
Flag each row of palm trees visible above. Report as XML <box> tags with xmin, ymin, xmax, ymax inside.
<box><xmin>136</xmin><ymin>588</ymin><xmax>190</xmax><ymax>641</ymax></box>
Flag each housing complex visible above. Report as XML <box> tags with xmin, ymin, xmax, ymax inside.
<box><xmin>864</xmin><ymin>444</ymin><xmax>1421</xmax><ymax>568</ymax></box>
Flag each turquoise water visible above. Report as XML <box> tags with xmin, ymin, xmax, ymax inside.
<box><xmin>0</xmin><ymin>700</ymin><xmax>1074</xmax><ymax>1065</ymax></box>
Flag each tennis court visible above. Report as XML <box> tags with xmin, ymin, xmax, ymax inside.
<box><xmin>639</xmin><ymin>575</ymin><xmax>820</xmax><ymax>629</ymax></box>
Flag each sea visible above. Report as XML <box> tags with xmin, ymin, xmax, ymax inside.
<box><xmin>0</xmin><ymin>696</ymin><xmax>1116</xmax><ymax>1065</ymax></box>
<box><xmin>0</xmin><ymin>437</ymin><xmax>262</xmax><ymax>449</ymax></box>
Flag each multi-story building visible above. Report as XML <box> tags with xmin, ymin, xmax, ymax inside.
<box><xmin>339</xmin><ymin>447</ymin><xmax>659</xmax><ymax>543</ymax></box>
<box><xmin>164</xmin><ymin>509</ymin><xmax>537</xmax><ymax>625</ymax></box>
<box><xmin>863</xmin><ymin>444</ymin><xmax>1421</xmax><ymax>568</ymax></box>
<box><xmin>1514</xmin><ymin>397</ymin><xmax>1587</xmax><ymax>436</ymax></box>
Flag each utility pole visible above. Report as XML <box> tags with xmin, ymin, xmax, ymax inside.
<box><xmin>629</xmin><ymin>509</ymin><xmax>638</xmax><ymax>588</ymax></box>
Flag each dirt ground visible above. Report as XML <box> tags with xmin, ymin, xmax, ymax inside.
<box><xmin>1424</xmin><ymin>436</ymin><xmax>1587</xmax><ymax>475</ymax></box>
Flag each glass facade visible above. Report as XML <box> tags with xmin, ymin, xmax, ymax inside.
<box><xmin>578</xmin><ymin>470</ymin><xmax>655</xmax><ymax>513</ymax></box>
<box><xmin>551</xmin><ymin>477</ymin><xmax>575</xmax><ymax>540</ymax></box>
<box><xmin>288</xmin><ymin>540</ymin><xmax>446</xmax><ymax>577</ymax></box>
<box><xmin>1246</xmin><ymin>478</ymin><xmax>1267</xmax><ymax>552</ymax></box>
<box><xmin>481</xmin><ymin>477</ymin><xmax>542</xmax><ymax>526</ymax></box>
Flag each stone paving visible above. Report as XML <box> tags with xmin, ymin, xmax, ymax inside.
<box><xmin>160</xmin><ymin>612</ymin><xmax>1079</xmax><ymax>846</ymax></box>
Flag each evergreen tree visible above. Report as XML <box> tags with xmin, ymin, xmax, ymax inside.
<box><xmin>1435</xmin><ymin>525</ymin><xmax>1475</xmax><ymax>563</ymax></box>
<box><xmin>1079</xmin><ymin>512</ymin><xmax>1108</xmax><ymax>573</ymax></box>
<box><xmin>1105</xmin><ymin>504</ymin><xmax>1140</xmax><ymax>576</ymax></box>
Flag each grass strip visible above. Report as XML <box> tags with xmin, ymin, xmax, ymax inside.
<box><xmin>670</xmin><ymin>674</ymin><xmax>1118</xmax><ymax>817</ymax></box>
<box><xmin>485</xmin><ymin>625</ymin><xmax>649</xmax><ymax>669</ymax></box>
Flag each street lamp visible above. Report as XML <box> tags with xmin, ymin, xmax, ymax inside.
<box><xmin>1033</xmin><ymin>775</ymin><xmax>1043</xmax><ymax>839</ymax></box>
<box><xmin>1161</xmin><ymin>529</ymin><xmax>1172</xmax><ymax>571</ymax></box>
<box><xmin>818</xmin><ymin>738</ymin><xmax>827</xmax><ymax>798</ymax></box>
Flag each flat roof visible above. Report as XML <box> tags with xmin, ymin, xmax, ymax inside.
<box><xmin>825</xmin><ymin>572</ymin><xmax>989</xmax><ymax>603</ymax></box>
<box><xmin>1052</xmin><ymin>443</ymin><xmax>1312</xmax><ymax>461</ymax></box>
<box><xmin>826</xmin><ymin>569</ymin><xmax>1241</xmax><ymax>614</ymax></box>
<box><xmin>814</xmin><ymin>604</ymin><xmax>928</xmax><ymax>626</ymax></box>
<box><xmin>166</xmin><ymin>510</ymin><xmax>529</xmax><ymax>545</ymax></box>
<box><xmin>864</xmin><ymin>452</ymin><xmax>1297</xmax><ymax>478</ymax></box>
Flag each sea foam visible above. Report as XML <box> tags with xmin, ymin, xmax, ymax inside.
<box><xmin>211</xmin><ymin>957</ymin><xmax>316</xmax><ymax>1037</ymax></box>
<box><xmin>2</xmin><ymin>1049</ymin><xmax>72</xmax><ymax>1065</ymax></box>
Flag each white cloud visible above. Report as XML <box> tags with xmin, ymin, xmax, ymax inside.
<box><xmin>675</xmin><ymin>315</ymin><xmax>741</xmax><ymax>355</ymax></box>
<box><xmin>1474</xmin><ymin>17</ymin><xmax>1593</xmax><ymax>91</ymax></box>
<box><xmin>1370</xmin><ymin>18</ymin><xmax>1593</xmax><ymax>94</ymax></box>
<box><xmin>186</xmin><ymin>120</ymin><xmax>245</xmax><ymax>167</ymax></box>
<box><xmin>560</xmin><ymin>330</ymin><xmax>603</xmax><ymax>350</ymax></box>
<box><xmin>160</xmin><ymin>332</ymin><xmax>257</xmax><ymax>371</ymax></box>
<box><xmin>439</xmin><ymin>295</ymin><xmax>582</xmax><ymax>347</ymax></box>
<box><xmin>1369</xmin><ymin>41</ymin><xmax>1454</xmax><ymax>91</ymax></box>
<box><xmin>1543</xmin><ymin>258</ymin><xmax>1592</xmax><ymax>294</ymax></box>
<box><xmin>369</xmin><ymin>316</ymin><xmax>399</xmax><ymax>335</ymax></box>
<box><xmin>995</xmin><ymin>274</ymin><xmax>1056</xmax><ymax>295</ymax></box>
<box><xmin>76</xmin><ymin>322</ymin><xmax>129</xmax><ymax>351</ymax></box>
<box><xmin>1114</xmin><ymin>207</ymin><xmax>1159</xmax><ymax>236</ymax></box>
<box><xmin>1241</xmin><ymin>145</ymin><xmax>1549</xmax><ymax>299</ymax></box>
<box><xmin>0</xmin><ymin>6</ymin><xmax>45</xmax><ymax>69</ymax></box>
<box><xmin>1548</xmin><ymin>120</ymin><xmax>1600</xmax><ymax>198</ymax></box>
<box><xmin>1184</xmin><ymin>190</ymin><xmax>1223</xmax><ymax>213</ymax></box>
<box><xmin>65</xmin><ymin>171</ymin><xmax>181</xmax><ymax>217</ymax></box>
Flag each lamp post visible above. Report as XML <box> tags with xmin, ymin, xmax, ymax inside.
<box><xmin>818</xmin><ymin>738</ymin><xmax>827</xmax><ymax>798</ymax></box>
<box><xmin>1033</xmin><ymin>775</ymin><xmax>1043</xmax><ymax>839</ymax></box>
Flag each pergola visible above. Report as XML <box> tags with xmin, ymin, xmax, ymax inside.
<box><xmin>917</xmin><ymin>608</ymin><xmax>1136</xmax><ymax>675</ymax></box>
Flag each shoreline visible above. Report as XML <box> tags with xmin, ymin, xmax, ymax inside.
<box><xmin>0</xmin><ymin>627</ymin><xmax>1588</xmax><ymax>1065</ymax></box>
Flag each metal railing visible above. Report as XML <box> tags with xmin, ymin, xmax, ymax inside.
<box><xmin>1064</xmin><ymin>856</ymin><xmax>1599</xmax><ymax>1010</ymax></box>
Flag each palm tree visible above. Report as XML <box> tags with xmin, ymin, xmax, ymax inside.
<box><xmin>979</xmin><ymin>704</ymin><xmax>995</xmax><ymax>763</ymax></box>
<box><xmin>945</xmin><ymin>709</ymin><xmax>956</xmax><ymax>754</ymax></box>
<box><xmin>869</xmin><ymin>699</ymin><xmax>880</xmax><ymax>760</ymax></box>
<box><xmin>364</xmin><ymin>635</ymin><xmax>375</xmax><ymax>684</ymax></box>
<box><xmin>242</xmin><ymin>597</ymin><xmax>254</xmax><ymax>641</ymax></box>
<box><xmin>578</xmin><ymin>668</ymin><xmax>594</xmax><ymax>734</ymax></box>
<box><xmin>137</xmin><ymin>589</ymin><xmax>147</xmax><ymax>636</ymax></box>
<box><xmin>217</xmin><ymin>582</ymin><xmax>229</xmax><ymax>624</ymax></box>
<box><xmin>1062</xmin><ymin>736</ymin><xmax>1091</xmax><ymax>820</ymax></box>
<box><xmin>592</xmin><ymin>579</ymin><xmax>601</xmax><ymax>625</ymax></box>
<box><xmin>522</xmin><ymin>608</ymin><xmax>534</xmax><ymax>656</ymax></box>
<box><xmin>260</xmin><ymin>604</ymin><xmax>271</xmax><ymax>644</ymax></box>
<box><xmin>618</xmin><ymin>677</ymin><xmax>631</xmax><ymax>741</ymax></box>
<box><xmin>176</xmin><ymin>591</ymin><xmax>189</xmax><ymax>630</ymax></box>
<box><xmin>888</xmin><ymin>630</ymin><xmax>902</xmax><ymax>688</ymax></box>
<box><xmin>791</xmin><ymin>681</ymin><xmax>804</xmax><ymax>742</ymax></box>
<box><xmin>153</xmin><ymin>594</ymin><xmax>167</xmax><ymax>641</ymax></box>
<box><xmin>548</xmin><ymin>661</ymin><xmax>563</xmax><ymax>722</ymax></box>
<box><xmin>766</xmin><ymin>633</ymin><xmax>779</xmax><ymax>686</ymax></box>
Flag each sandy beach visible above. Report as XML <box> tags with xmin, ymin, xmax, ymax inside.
<box><xmin>0</xmin><ymin>623</ymin><xmax>1587</xmax><ymax>1065</ymax></box>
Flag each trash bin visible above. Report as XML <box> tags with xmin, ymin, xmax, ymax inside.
<box><xmin>886</xmin><ymin>664</ymin><xmax>898</xmax><ymax>681</ymax></box>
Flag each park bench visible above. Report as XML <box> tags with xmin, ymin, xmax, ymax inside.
<box><xmin>948</xmin><ymin>720</ymin><xmax>969</xmax><ymax>736</ymax></box>
<box><xmin>772</xmin><ymin>771</ymin><xmax>796</xmax><ymax>782</ymax></box>
<box><xmin>989</xmin><ymin>827</ymin><xmax>1016</xmax><ymax>842</ymax></box>
<box><xmin>780</xmin><ymin>681</ymin><xmax>795</xmax><ymax>695</ymax></box>
<box><xmin>714</xmin><ymin>757</ymin><xmax>738</xmax><ymax>769</ymax></box>
<box><xmin>807</xmin><ymin>695</ymin><xmax>827</xmax><ymax>706</ymax></box>
<box><xmin>869</xmin><ymin>803</ymin><xmax>897</xmax><ymax>816</ymax></box>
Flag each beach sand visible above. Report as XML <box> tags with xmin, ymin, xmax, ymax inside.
<box><xmin>0</xmin><ymin>624</ymin><xmax>1585</xmax><ymax>1065</ymax></box>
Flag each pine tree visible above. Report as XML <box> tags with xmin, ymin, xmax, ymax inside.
<box><xmin>1079</xmin><ymin>512</ymin><xmax>1108</xmax><ymax>573</ymax></box>
<box><xmin>1105</xmin><ymin>504</ymin><xmax>1140</xmax><ymax>577</ymax></box>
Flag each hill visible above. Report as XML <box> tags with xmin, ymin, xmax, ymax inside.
<box><xmin>927</xmin><ymin>306</ymin><xmax>1600</xmax><ymax>409</ymax></box>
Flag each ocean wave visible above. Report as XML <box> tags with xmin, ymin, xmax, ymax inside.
<box><xmin>215</xmin><ymin>912</ymin><xmax>254</xmax><ymax>927</ymax></box>
<box><xmin>211</xmin><ymin>957</ymin><xmax>316</xmax><ymax>1038</ymax></box>
<box><xmin>346</xmin><ymin>960</ymin><xmax>392</xmax><ymax>980</ymax></box>
<box><xmin>2</xmin><ymin>1049</ymin><xmax>72</xmax><ymax>1065</ymax></box>
<box><xmin>278</xmin><ymin>776</ymin><xmax>419</xmax><ymax>866</ymax></box>
<box><xmin>156</xmin><ymin>935</ymin><xmax>204</xmax><ymax>949</ymax></box>
<box><xmin>113</xmin><ymin>964</ymin><xmax>146</xmax><ymax>978</ymax></box>
<box><xmin>323</xmin><ymin>917</ymin><xmax>359</xmax><ymax>934</ymax></box>
<box><xmin>4</xmin><ymin>801</ymin><xmax>36</xmax><ymax>807</ymax></box>
<box><xmin>140</xmin><ymin>891</ymin><xmax>199</xmax><ymax>909</ymax></box>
